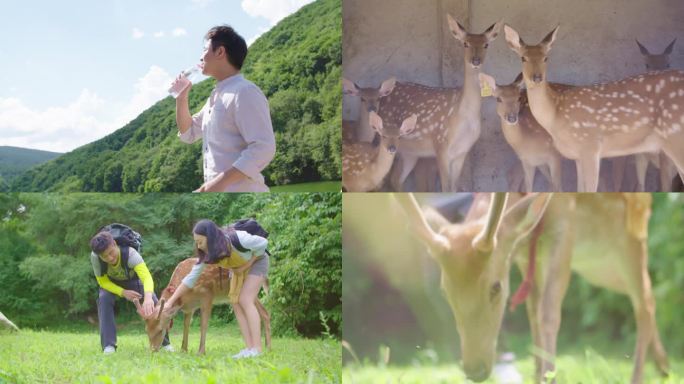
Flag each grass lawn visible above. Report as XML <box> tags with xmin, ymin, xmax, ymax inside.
<box><xmin>270</xmin><ymin>181</ymin><xmax>340</xmax><ymax>192</ymax></box>
<box><xmin>342</xmin><ymin>350</ymin><xmax>683</xmax><ymax>383</ymax></box>
<box><xmin>0</xmin><ymin>322</ymin><xmax>340</xmax><ymax>384</ymax></box>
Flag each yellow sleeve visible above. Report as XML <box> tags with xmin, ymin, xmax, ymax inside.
<box><xmin>95</xmin><ymin>275</ymin><xmax>124</xmax><ymax>297</ymax></box>
<box><xmin>133</xmin><ymin>263</ymin><xmax>154</xmax><ymax>293</ymax></box>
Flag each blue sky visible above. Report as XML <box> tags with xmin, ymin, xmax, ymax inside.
<box><xmin>0</xmin><ymin>0</ymin><xmax>314</xmax><ymax>152</ymax></box>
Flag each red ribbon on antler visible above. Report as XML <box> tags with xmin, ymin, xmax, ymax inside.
<box><xmin>509</xmin><ymin>217</ymin><xmax>544</xmax><ymax>312</ymax></box>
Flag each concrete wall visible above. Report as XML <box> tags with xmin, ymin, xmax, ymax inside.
<box><xmin>342</xmin><ymin>0</ymin><xmax>684</xmax><ymax>191</ymax></box>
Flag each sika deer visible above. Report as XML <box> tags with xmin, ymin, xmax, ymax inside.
<box><xmin>380</xmin><ymin>15</ymin><xmax>502</xmax><ymax>191</ymax></box>
<box><xmin>480</xmin><ymin>72</ymin><xmax>563</xmax><ymax>191</ymax></box>
<box><xmin>343</xmin><ymin>77</ymin><xmax>397</xmax><ymax>142</ymax></box>
<box><xmin>343</xmin><ymin>111</ymin><xmax>417</xmax><ymax>192</ymax></box>
<box><xmin>395</xmin><ymin>193</ymin><xmax>669</xmax><ymax>383</ymax></box>
<box><xmin>504</xmin><ymin>25</ymin><xmax>684</xmax><ymax>192</ymax></box>
<box><xmin>135</xmin><ymin>258</ymin><xmax>271</xmax><ymax>355</ymax></box>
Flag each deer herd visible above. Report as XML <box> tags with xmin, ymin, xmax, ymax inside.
<box><xmin>342</xmin><ymin>15</ymin><xmax>684</xmax><ymax>192</ymax></box>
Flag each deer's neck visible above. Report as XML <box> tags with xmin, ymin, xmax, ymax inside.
<box><xmin>358</xmin><ymin>102</ymin><xmax>375</xmax><ymax>142</ymax></box>
<box><xmin>525</xmin><ymin>81</ymin><xmax>559</xmax><ymax>133</ymax></box>
<box><xmin>457</xmin><ymin>65</ymin><xmax>482</xmax><ymax>116</ymax></box>
<box><xmin>372</xmin><ymin>145</ymin><xmax>396</xmax><ymax>173</ymax></box>
<box><xmin>501</xmin><ymin>122</ymin><xmax>524</xmax><ymax>145</ymax></box>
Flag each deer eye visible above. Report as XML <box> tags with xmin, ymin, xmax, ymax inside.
<box><xmin>490</xmin><ymin>281</ymin><xmax>502</xmax><ymax>300</ymax></box>
<box><xmin>522</xmin><ymin>57</ymin><xmax>528</xmax><ymax>62</ymax></box>
<box><xmin>496</xmin><ymin>97</ymin><xmax>502</xmax><ymax>103</ymax></box>
<box><xmin>464</xmin><ymin>42</ymin><xmax>470</xmax><ymax>48</ymax></box>
<box><xmin>484</xmin><ymin>43</ymin><xmax>489</xmax><ymax>49</ymax></box>
<box><xmin>544</xmin><ymin>57</ymin><xmax>548</xmax><ymax>62</ymax></box>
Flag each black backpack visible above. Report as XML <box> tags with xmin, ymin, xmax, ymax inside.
<box><xmin>96</xmin><ymin>223</ymin><xmax>143</xmax><ymax>280</ymax></box>
<box><xmin>226</xmin><ymin>219</ymin><xmax>271</xmax><ymax>256</ymax></box>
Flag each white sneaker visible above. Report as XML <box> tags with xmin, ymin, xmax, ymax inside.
<box><xmin>103</xmin><ymin>346</ymin><xmax>116</xmax><ymax>354</ymax></box>
<box><xmin>244</xmin><ymin>348</ymin><xmax>261</xmax><ymax>358</ymax></box>
<box><xmin>232</xmin><ymin>348</ymin><xmax>250</xmax><ymax>359</ymax></box>
<box><xmin>162</xmin><ymin>344</ymin><xmax>175</xmax><ymax>352</ymax></box>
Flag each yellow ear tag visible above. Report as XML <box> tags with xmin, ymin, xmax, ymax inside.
<box><xmin>480</xmin><ymin>80</ymin><xmax>492</xmax><ymax>98</ymax></box>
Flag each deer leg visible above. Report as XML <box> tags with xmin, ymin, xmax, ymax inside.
<box><xmin>391</xmin><ymin>154</ymin><xmax>418</xmax><ymax>191</ymax></box>
<box><xmin>255</xmin><ymin>299</ymin><xmax>272</xmax><ymax>351</ymax></box>
<box><xmin>523</xmin><ymin>268</ymin><xmax>543</xmax><ymax>383</ymax></box>
<box><xmin>548</xmin><ymin>157</ymin><xmax>562</xmax><ymax>192</ymax></box>
<box><xmin>198</xmin><ymin>300</ymin><xmax>212</xmax><ymax>355</ymax></box>
<box><xmin>634</xmin><ymin>154</ymin><xmax>648</xmax><ymax>192</ymax></box>
<box><xmin>612</xmin><ymin>156</ymin><xmax>627</xmax><ymax>191</ymax></box>
<box><xmin>447</xmin><ymin>153</ymin><xmax>467</xmax><ymax>192</ymax></box>
<box><xmin>574</xmin><ymin>160</ymin><xmax>583</xmax><ymax>192</ymax></box>
<box><xmin>507</xmin><ymin>162</ymin><xmax>525</xmax><ymax>192</ymax></box>
<box><xmin>623</xmin><ymin>240</ymin><xmax>668</xmax><ymax>384</ymax></box>
<box><xmin>578</xmin><ymin>154</ymin><xmax>600</xmax><ymax>192</ymax></box>
<box><xmin>659</xmin><ymin>154</ymin><xmax>675</xmax><ymax>192</ymax></box>
<box><xmin>182</xmin><ymin>310</ymin><xmax>194</xmax><ymax>352</ymax></box>
<box><xmin>522</xmin><ymin>163</ymin><xmax>536</xmax><ymax>192</ymax></box>
<box><xmin>662</xmin><ymin>140</ymin><xmax>684</xmax><ymax>183</ymax></box>
<box><xmin>537</xmin><ymin>218</ymin><xmax>574</xmax><ymax>382</ymax></box>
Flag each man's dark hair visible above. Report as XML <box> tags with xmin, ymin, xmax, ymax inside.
<box><xmin>90</xmin><ymin>231</ymin><xmax>115</xmax><ymax>254</ymax></box>
<box><xmin>205</xmin><ymin>25</ymin><xmax>248</xmax><ymax>70</ymax></box>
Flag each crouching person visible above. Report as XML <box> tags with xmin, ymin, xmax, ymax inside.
<box><xmin>89</xmin><ymin>231</ymin><xmax>173</xmax><ymax>354</ymax></box>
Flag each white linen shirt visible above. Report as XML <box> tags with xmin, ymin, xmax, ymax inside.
<box><xmin>179</xmin><ymin>74</ymin><xmax>276</xmax><ymax>192</ymax></box>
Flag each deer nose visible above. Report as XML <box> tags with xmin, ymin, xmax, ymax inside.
<box><xmin>387</xmin><ymin>144</ymin><xmax>397</xmax><ymax>154</ymax></box>
<box><xmin>507</xmin><ymin>114</ymin><xmax>518</xmax><ymax>124</ymax></box>
<box><xmin>471</xmin><ymin>57</ymin><xmax>481</xmax><ymax>66</ymax></box>
<box><xmin>367</xmin><ymin>104</ymin><xmax>377</xmax><ymax>113</ymax></box>
<box><xmin>464</xmin><ymin>361</ymin><xmax>490</xmax><ymax>382</ymax></box>
<box><xmin>532</xmin><ymin>74</ymin><xmax>543</xmax><ymax>83</ymax></box>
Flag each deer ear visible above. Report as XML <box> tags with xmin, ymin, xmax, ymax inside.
<box><xmin>503</xmin><ymin>193</ymin><xmax>553</xmax><ymax>248</ymax></box>
<box><xmin>369</xmin><ymin>111</ymin><xmax>383</xmax><ymax>133</ymax></box>
<box><xmin>664</xmin><ymin>38</ymin><xmax>676</xmax><ymax>55</ymax></box>
<box><xmin>479</xmin><ymin>73</ymin><xmax>497</xmax><ymax>95</ymax></box>
<box><xmin>399</xmin><ymin>114</ymin><xmax>418</xmax><ymax>136</ymax></box>
<box><xmin>157</xmin><ymin>299</ymin><xmax>166</xmax><ymax>320</ymax></box>
<box><xmin>378</xmin><ymin>77</ymin><xmax>396</xmax><ymax>97</ymax></box>
<box><xmin>635</xmin><ymin>39</ymin><xmax>650</xmax><ymax>55</ymax></box>
<box><xmin>342</xmin><ymin>78</ymin><xmax>359</xmax><ymax>96</ymax></box>
<box><xmin>484</xmin><ymin>18</ymin><xmax>503</xmax><ymax>41</ymax></box>
<box><xmin>540</xmin><ymin>25</ymin><xmax>559</xmax><ymax>51</ymax></box>
<box><xmin>504</xmin><ymin>24</ymin><xmax>524</xmax><ymax>55</ymax></box>
<box><xmin>447</xmin><ymin>14</ymin><xmax>468</xmax><ymax>42</ymax></box>
<box><xmin>513</xmin><ymin>72</ymin><xmax>525</xmax><ymax>88</ymax></box>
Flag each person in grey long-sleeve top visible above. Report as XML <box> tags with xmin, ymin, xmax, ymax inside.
<box><xmin>172</xmin><ymin>25</ymin><xmax>276</xmax><ymax>192</ymax></box>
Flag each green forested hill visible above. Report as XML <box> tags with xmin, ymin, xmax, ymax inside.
<box><xmin>0</xmin><ymin>146</ymin><xmax>62</xmax><ymax>190</ymax></box>
<box><xmin>11</xmin><ymin>0</ymin><xmax>341</xmax><ymax>192</ymax></box>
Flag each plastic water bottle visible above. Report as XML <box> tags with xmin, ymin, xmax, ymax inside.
<box><xmin>168</xmin><ymin>64</ymin><xmax>204</xmax><ymax>98</ymax></box>
<box><xmin>492</xmin><ymin>352</ymin><xmax>523</xmax><ymax>384</ymax></box>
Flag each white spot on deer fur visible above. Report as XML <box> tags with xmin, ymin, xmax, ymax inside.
<box><xmin>572</xmin><ymin>122</ymin><xmax>580</xmax><ymax>128</ymax></box>
<box><xmin>673</xmin><ymin>104</ymin><xmax>680</xmax><ymax>111</ymax></box>
<box><xmin>679</xmin><ymin>89</ymin><xmax>684</xmax><ymax>96</ymax></box>
<box><xmin>646</xmin><ymin>85</ymin><xmax>652</xmax><ymax>92</ymax></box>
<box><xmin>673</xmin><ymin>123</ymin><xmax>682</xmax><ymax>133</ymax></box>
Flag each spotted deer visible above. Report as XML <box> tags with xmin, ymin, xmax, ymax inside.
<box><xmin>343</xmin><ymin>77</ymin><xmax>397</xmax><ymax>142</ymax></box>
<box><xmin>343</xmin><ymin>111</ymin><xmax>417</xmax><ymax>192</ymax></box>
<box><xmin>134</xmin><ymin>258</ymin><xmax>271</xmax><ymax>355</ymax></box>
<box><xmin>504</xmin><ymin>25</ymin><xmax>684</xmax><ymax>192</ymax></box>
<box><xmin>394</xmin><ymin>192</ymin><xmax>668</xmax><ymax>383</ymax></box>
<box><xmin>480</xmin><ymin>72</ymin><xmax>564</xmax><ymax>191</ymax></box>
<box><xmin>379</xmin><ymin>15</ymin><xmax>502</xmax><ymax>192</ymax></box>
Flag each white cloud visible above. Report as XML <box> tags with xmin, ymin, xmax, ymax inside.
<box><xmin>0</xmin><ymin>91</ymin><xmax>116</xmax><ymax>153</ymax></box>
<box><xmin>241</xmin><ymin>0</ymin><xmax>314</xmax><ymax>25</ymax></box>
<box><xmin>153</xmin><ymin>31</ymin><xmax>165</xmax><ymax>38</ymax></box>
<box><xmin>0</xmin><ymin>66</ymin><xmax>174</xmax><ymax>153</ymax></box>
<box><xmin>132</xmin><ymin>27</ymin><xmax>145</xmax><ymax>39</ymax></box>
<box><xmin>119</xmin><ymin>66</ymin><xmax>173</xmax><ymax>126</ymax></box>
<box><xmin>172</xmin><ymin>28</ymin><xmax>187</xmax><ymax>37</ymax></box>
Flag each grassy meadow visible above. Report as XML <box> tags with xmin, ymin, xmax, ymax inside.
<box><xmin>0</xmin><ymin>322</ymin><xmax>340</xmax><ymax>384</ymax></box>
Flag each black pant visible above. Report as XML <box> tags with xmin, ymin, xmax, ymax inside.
<box><xmin>97</xmin><ymin>278</ymin><xmax>170</xmax><ymax>350</ymax></box>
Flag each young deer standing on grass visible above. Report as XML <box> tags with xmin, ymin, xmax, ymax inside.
<box><xmin>394</xmin><ymin>192</ymin><xmax>668</xmax><ymax>384</ymax></box>
<box><xmin>135</xmin><ymin>258</ymin><xmax>271</xmax><ymax>355</ymax></box>
<box><xmin>379</xmin><ymin>15</ymin><xmax>502</xmax><ymax>192</ymax></box>
<box><xmin>343</xmin><ymin>77</ymin><xmax>397</xmax><ymax>143</ymax></box>
<box><xmin>480</xmin><ymin>73</ymin><xmax>564</xmax><ymax>191</ymax></box>
<box><xmin>343</xmin><ymin>111</ymin><xmax>417</xmax><ymax>192</ymax></box>
<box><xmin>504</xmin><ymin>25</ymin><xmax>684</xmax><ymax>192</ymax></box>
